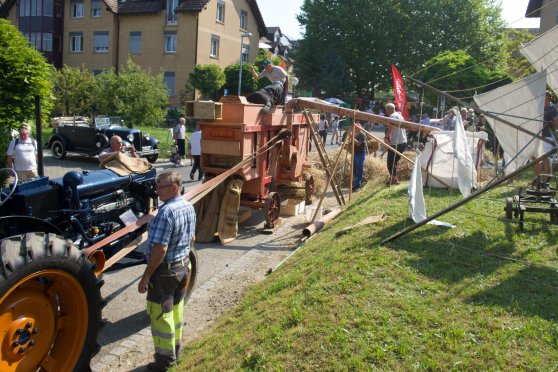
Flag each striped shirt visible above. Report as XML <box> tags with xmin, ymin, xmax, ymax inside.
<box><xmin>146</xmin><ymin>195</ymin><xmax>196</xmax><ymax>263</ymax></box>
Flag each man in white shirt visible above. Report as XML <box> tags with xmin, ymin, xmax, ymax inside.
<box><xmin>173</xmin><ymin>117</ymin><xmax>189</xmax><ymax>166</ymax></box>
<box><xmin>189</xmin><ymin>124</ymin><xmax>202</xmax><ymax>181</ymax></box>
<box><xmin>6</xmin><ymin>125</ymin><xmax>38</xmax><ymax>182</ymax></box>
<box><xmin>384</xmin><ymin>103</ymin><xmax>407</xmax><ymax>185</ymax></box>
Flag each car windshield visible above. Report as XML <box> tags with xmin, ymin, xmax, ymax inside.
<box><xmin>95</xmin><ymin>117</ymin><xmax>124</xmax><ymax>128</ymax></box>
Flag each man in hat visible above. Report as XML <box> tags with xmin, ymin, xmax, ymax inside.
<box><xmin>6</xmin><ymin>125</ymin><xmax>38</xmax><ymax>182</ymax></box>
<box><xmin>249</xmin><ymin>60</ymin><xmax>289</xmax><ymax>111</ymax></box>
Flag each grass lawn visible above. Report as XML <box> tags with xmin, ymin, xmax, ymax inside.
<box><xmin>178</xmin><ymin>175</ymin><xmax>558</xmax><ymax>369</ymax></box>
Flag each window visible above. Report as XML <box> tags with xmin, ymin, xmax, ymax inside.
<box><xmin>164</xmin><ymin>72</ymin><xmax>176</xmax><ymax>97</ymax></box>
<box><xmin>210</xmin><ymin>35</ymin><xmax>219</xmax><ymax>57</ymax></box>
<box><xmin>70</xmin><ymin>0</ymin><xmax>84</xmax><ymax>17</ymax></box>
<box><xmin>32</xmin><ymin>0</ymin><xmax>42</xmax><ymax>16</ymax></box>
<box><xmin>44</xmin><ymin>0</ymin><xmax>53</xmax><ymax>16</ymax></box>
<box><xmin>29</xmin><ymin>32</ymin><xmax>41</xmax><ymax>49</ymax></box>
<box><xmin>164</xmin><ymin>31</ymin><xmax>176</xmax><ymax>53</ymax></box>
<box><xmin>216</xmin><ymin>0</ymin><xmax>224</xmax><ymax>23</ymax></box>
<box><xmin>93</xmin><ymin>69</ymin><xmax>103</xmax><ymax>76</ymax></box>
<box><xmin>91</xmin><ymin>0</ymin><xmax>101</xmax><ymax>17</ymax></box>
<box><xmin>240</xmin><ymin>10</ymin><xmax>247</xmax><ymax>30</ymax></box>
<box><xmin>19</xmin><ymin>0</ymin><xmax>30</xmax><ymax>16</ymax></box>
<box><xmin>94</xmin><ymin>31</ymin><xmax>109</xmax><ymax>52</ymax></box>
<box><xmin>241</xmin><ymin>44</ymin><xmax>249</xmax><ymax>63</ymax></box>
<box><xmin>43</xmin><ymin>32</ymin><xmax>53</xmax><ymax>51</ymax></box>
<box><xmin>70</xmin><ymin>32</ymin><xmax>83</xmax><ymax>52</ymax></box>
<box><xmin>130</xmin><ymin>32</ymin><xmax>142</xmax><ymax>53</ymax></box>
<box><xmin>166</xmin><ymin>0</ymin><xmax>177</xmax><ymax>24</ymax></box>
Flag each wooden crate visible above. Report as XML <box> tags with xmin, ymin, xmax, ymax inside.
<box><xmin>280</xmin><ymin>199</ymin><xmax>305</xmax><ymax>216</ymax></box>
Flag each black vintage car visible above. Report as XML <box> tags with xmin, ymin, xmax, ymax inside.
<box><xmin>48</xmin><ymin>116</ymin><xmax>160</xmax><ymax>163</ymax></box>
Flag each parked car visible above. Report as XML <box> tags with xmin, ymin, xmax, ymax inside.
<box><xmin>48</xmin><ymin>116</ymin><xmax>160</xmax><ymax>163</ymax></box>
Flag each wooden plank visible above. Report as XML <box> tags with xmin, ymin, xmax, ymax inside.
<box><xmin>202</xmin><ymin>139</ymin><xmax>241</xmax><ymax>156</ymax></box>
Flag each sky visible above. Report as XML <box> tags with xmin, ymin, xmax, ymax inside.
<box><xmin>257</xmin><ymin>0</ymin><xmax>540</xmax><ymax>40</ymax></box>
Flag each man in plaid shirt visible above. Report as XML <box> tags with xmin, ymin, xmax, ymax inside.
<box><xmin>138</xmin><ymin>170</ymin><xmax>196</xmax><ymax>371</ymax></box>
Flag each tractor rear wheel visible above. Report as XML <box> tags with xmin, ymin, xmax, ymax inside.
<box><xmin>0</xmin><ymin>233</ymin><xmax>104</xmax><ymax>371</ymax></box>
<box><xmin>184</xmin><ymin>247</ymin><xmax>198</xmax><ymax>301</ymax></box>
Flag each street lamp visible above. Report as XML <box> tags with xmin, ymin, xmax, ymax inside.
<box><xmin>238</xmin><ymin>32</ymin><xmax>252</xmax><ymax>96</ymax></box>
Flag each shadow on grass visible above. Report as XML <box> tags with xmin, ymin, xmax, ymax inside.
<box><xmin>467</xmin><ymin>266</ymin><xmax>558</xmax><ymax>321</ymax></box>
<box><xmin>379</xmin><ymin>218</ymin><xmax>558</xmax><ymax>321</ymax></box>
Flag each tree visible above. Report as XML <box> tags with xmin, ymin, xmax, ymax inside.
<box><xmin>295</xmin><ymin>0</ymin><xmax>506</xmax><ymax>99</ymax></box>
<box><xmin>416</xmin><ymin>50</ymin><xmax>512</xmax><ymax>105</ymax></box>
<box><xmin>501</xmin><ymin>28</ymin><xmax>536</xmax><ymax>79</ymax></box>
<box><xmin>0</xmin><ymin>19</ymin><xmax>53</xmax><ymax>171</ymax></box>
<box><xmin>95</xmin><ymin>59</ymin><xmax>168</xmax><ymax>127</ymax></box>
<box><xmin>187</xmin><ymin>64</ymin><xmax>226</xmax><ymax>99</ymax></box>
<box><xmin>52</xmin><ymin>65</ymin><xmax>97</xmax><ymax>117</ymax></box>
<box><xmin>223</xmin><ymin>63</ymin><xmax>258</xmax><ymax>95</ymax></box>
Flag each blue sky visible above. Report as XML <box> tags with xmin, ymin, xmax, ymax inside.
<box><xmin>257</xmin><ymin>0</ymin><xmax>540</xmax><ymax>40</ymax></box>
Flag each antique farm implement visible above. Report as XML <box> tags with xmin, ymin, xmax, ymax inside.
<box><xmin>505</xmin><ymin>175</ymin><xmax>558</xmax><ymax>230</ymax></box>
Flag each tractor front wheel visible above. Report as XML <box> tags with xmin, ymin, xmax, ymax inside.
<box><xmin>0</xmin><ymin>233</ymin><xmax>104</xmax><ymax>371</ymax></box>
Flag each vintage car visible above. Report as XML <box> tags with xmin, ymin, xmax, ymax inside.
<box><xmin>48</xmin><ymin>116</ymin><xmax>160</xmax><ymax>163</ymax></box>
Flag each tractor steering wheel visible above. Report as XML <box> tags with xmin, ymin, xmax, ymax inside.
<box><xmin>0</xmin><ymin>168</ymin><xmax>18</xmax><ymax>207</ymax></box>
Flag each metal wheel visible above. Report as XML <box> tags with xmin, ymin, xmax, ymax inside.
<box><xmin>504</xmin><ymin>197</ymin><xmax>514</xmax><ymax>220</ymax></box>
<box><xmin>145</xmin><ymin>145</ymin><xmax>159</xmax><ymax>164</ymax></box>
<box><xmin>0</xmin><ymin>168</ymin><xmax>18</xmax><ymax>207</ymax></box>
<box><xmin>305</xmin><ymin>174</ymin><xmax>315</xmax><ymax>205</ymax></box>
<box><xmin>0</xmin><ymin>233</ymin><xmax>104</xmax><ymax>371</ymax></box>
<box><xmin>50</xmin><ymin>139</ymin><xmax>66</xmax><ymax>160</ymax></box>
<box><xmin>264</xmin><ymin>192</ymin><xmax>281</xmax><ymax>229</ymax></box>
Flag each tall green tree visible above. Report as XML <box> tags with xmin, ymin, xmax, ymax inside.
<box><xmin>95</xmin><ymin>59</ymin><xmax>168</xmax><ymax>127</ymax></box>
<box><xmin>295</xmin><ymin>0</ymin><xmax>505</xmax><ymax>99</ymax></box>
<box><xmin>416</xmin><ymin>50</ymin><xmax>512</xmax><ymax>104</ymax></box>
<box><xmin>501</xmin><ymin>28</ymin><xmax>536</xmax><ymax>79</ymax></box>
<box><xmin>186</xmin><ymin>64</ymin><xmax>226</xmax><ymax>99</ymax></box>
<box><xmin>52</xmin><ymin>65</ymin><xmax>96</xmax><ymax>116</ymax></box>
<box><xmin>0</xmin><ymin>19</ymin><xmax>53</xmax><ymax>170</ymax></box>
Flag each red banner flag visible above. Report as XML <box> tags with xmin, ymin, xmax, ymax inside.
<box><xmin>391</xmin><ymin>64</ymin><xmax>410</xmax><ymax>121</ymax></box>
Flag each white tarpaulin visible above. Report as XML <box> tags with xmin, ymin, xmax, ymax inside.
<box><xmin>519</xmin><ymin>26</ymin><xmax>558</xmax><ymax>94</ymax></box>
<box><xmin>408</xmin><ymin>151</ymin><xmax>426</xmax><ymax>222</ymax></box>
<box><xmin>454</xmin><ymin>111</ymin><xmax>475</xmax><ymax>197</ymax></box>
<box><xmin>473</xmin><ymin>71</ymin><xmax>547</xmax><ymax>173</ymax></box>
<box><xmin>420</xmin><ymin>130</ymin><xmax>487</xmax><ymax>189</ymax></box>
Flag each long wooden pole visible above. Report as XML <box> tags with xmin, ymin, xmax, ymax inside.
<box><xmin>287</xmin><ymin>99</ymin><xmax>439</xmax><ymax>135</ymax></box>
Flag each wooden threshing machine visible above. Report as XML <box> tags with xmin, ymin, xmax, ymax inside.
<box><xmin>187</xmin><ymin>96</ymin><xmax>317</xmax><ymax>228</ymax></box>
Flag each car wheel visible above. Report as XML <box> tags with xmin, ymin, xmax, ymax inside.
<box><xmin>145</xmin><ymin>153</ymin><xmax>159</xmax><ymax>164</ymax></box>
<box><xmin>51</xmin><ymin>140</ymin><xmax>66</xmax><ymax>160</ymax></box>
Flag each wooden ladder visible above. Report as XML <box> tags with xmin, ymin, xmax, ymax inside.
<box><xmin>304</xmin><ymin>111</ymin><xmax>346</xmax><ymax>206</ymax></box>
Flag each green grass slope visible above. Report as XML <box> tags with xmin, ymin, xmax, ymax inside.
<box><xmin>179</xmin><ymin>178</ymin><xmax>558</xmax><ymax>370</ymax></box>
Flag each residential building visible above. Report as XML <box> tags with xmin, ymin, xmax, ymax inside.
<box><xmin>1</xmin><ymin>0</ymin><xmax>267</xmax><ymax>106</ymax></box>
<box><xmin>265</xmin><ymin>26</ymin><xmax>294</xmax><ymax>73</ymax></box>
<box><xmin>526</xmin><ymin>0</ymin><xmax>558</xmax><ymax>33</ymax></box>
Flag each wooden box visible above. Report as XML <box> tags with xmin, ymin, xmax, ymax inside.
<box><xmin>185</xmin><ymin>100</ymin><xmax>222</xmax><ymax>119</ymax></box>
<box><xmin>280</xmin><ymin>199</ymin><xmax>305</xmax><ymax>216</ymax></box>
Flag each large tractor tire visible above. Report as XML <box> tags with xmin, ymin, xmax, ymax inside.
<box><xmin>184</xmin><ymin>247</ymin><xmax>198</xmax><ymax>302</ymax></box>
<box><xmin>0</xmin><ymin>233</ymin><xmax>104</xmax><ymax>371</ymax></box>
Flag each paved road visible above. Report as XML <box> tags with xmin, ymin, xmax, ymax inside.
<box><xmin>41</xmin><ymin>151</ymin><xmax>305</xmax><ymax>371</ymax></box>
